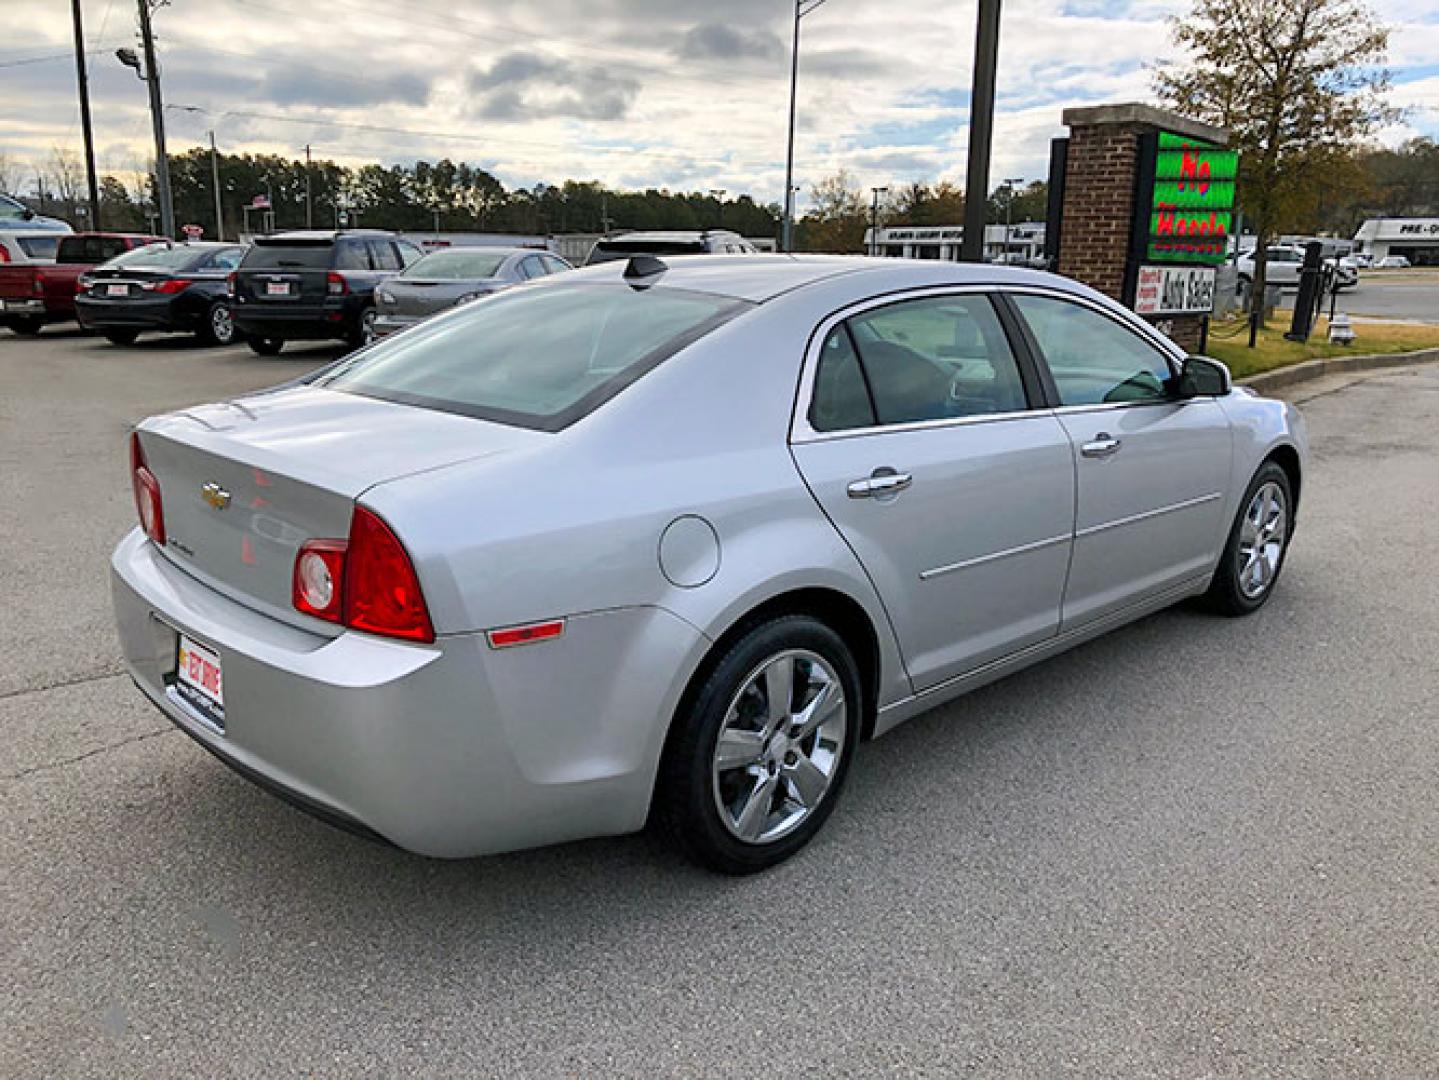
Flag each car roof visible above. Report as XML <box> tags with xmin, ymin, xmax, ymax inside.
<box><xmin>564</xmin><ymin>253</ymin><xmax>1099</xmax><ymax>304</ymax></box>
<box><xmin>256</xmin><ymin>229</ymin><xmax>394</xmax><ymax>243</ymax></box>
<box><xmin>597</xmin><ymin>230</ymin><xmax>743</xmax><ymax>244</ymax></box>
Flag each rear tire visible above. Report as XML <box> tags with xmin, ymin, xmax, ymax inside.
<box><xmin>248</xmin><ymin>336</ymin><xmax>284</xmax><ymax>356</ymax></box>
<box><xmin>104</xmin><ymin>330</ymin><xmax>140</xmax><ymax>346</ymax></box>
<box><xmin>654</xmin><ymin>615</ymin><xmax>861</xmax><ymax>874</ymax></box>
<box><xmin>347</xmin><ymin>305</ymin><xmax>377</xmax><ymax>348</ymax></box>
<box><xmin>8</xmin><ymin>317</ymin><xmax>43</xmax><ymax>336</ymax></box>
<box><xmin>1203</xmin><ymin>461</ymin><xmax>1293</xmax><ymax>616</ymax></box>
<box><xmin>198</xmin><ymin>301</ymin><xmax>238</xmax><ymax>347</ymax></box>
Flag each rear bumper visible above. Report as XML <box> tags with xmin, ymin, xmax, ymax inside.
<box><xmin>233</xmin><ymin>298</ymin><xmax>359</xmax><ymax>341</ymax></box>
<box><xmin>110</xmin><ymin>529</ymin><xmax>703</xmax><ymax>857</ymax></box>
<box><xmin>0</xmin><ymin>297</ymin><xmax>67</xmax><ymax>321</ymax></box>
<box><xmin>76</xmin><ymin>295</ymin><xmax>194</xmax><ymax>332</ymax></box>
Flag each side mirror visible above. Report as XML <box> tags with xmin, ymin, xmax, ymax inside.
<box><xmin>20</xmin><ymin>207</ymin><xmax>34</xmax><ymax>221</ymax></box>
<box><xmin>1175</xmin><ymin>355</ymin><xmax>1232</xmax><ymax>398</ymax></box>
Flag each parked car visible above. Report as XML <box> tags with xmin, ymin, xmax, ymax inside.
<box><xmin>1236</xmin><ymin>245</ymin><xmax>1356</xmax><ymax>294</ymax></box>
<box><xmin>112</xmin><ymin>255</ymin><xmax>1306</xmax><ymax>872</ymax></box>
<box><xmin>1375</xmin><ymin>255</ymin><xmax>1411</xmax><ymax>269</ymax></box>
<box><xmin>372</xmin><ymin>246</ymin><xmax>571</xmax><ymax>338</ymax></box>
<box><xmin>585</xmin><ymin>229</ymin><xmax>757</xmax><ymax>265</ymax></box>
<box><xmin>1342</xmin><ymin>253</ymin><xmax>1371</xmax><ymax>270</ymax></box>
<box><xmin>0</xmin><ymin>231</ymin><xmax>163</xmax><ymax>335</ymax></box>
<box><xmin>0</xmin><ymin>193</ymin><xmax>72</xmax><ymax>232</ymax></box>
<box><xmin>229</xmin><ymin>229</ymin><xmax>424</xmax><ymax>355</ymax></box>
<box><xmin>0</xmin><ymin>229</ymin><xmax>65</xmax><ymax>266</ymax></box>
<box><xmin>76</xmin><ymin>241</ymin><xmax>246</xmax><ymax>346</ymax></box>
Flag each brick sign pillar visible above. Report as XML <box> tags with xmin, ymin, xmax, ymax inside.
<box><xmin>1052</xmin><ymin>103</ymin><xmax>1232</xmax><ymax>353</ymax></box>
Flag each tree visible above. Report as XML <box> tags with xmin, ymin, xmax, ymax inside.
<box><xmin>796</xmin><ymin>170</ymin><xmax>867</xmax><ymax>252</ymax></box>
<box><xmin>1155</xmin><ymin>0</ymin><xmax>1395</xmax><ymax>321</ymax></box>
<box><xmin>0</xmin><ymin>153</ymin><xmax>22</xmax><ymax>197</ymax></box>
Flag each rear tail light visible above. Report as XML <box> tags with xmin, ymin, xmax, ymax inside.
<box><xmin>129</xmin><ymin>432</ymin><xmax>166</xmax><ymax>545</ymax></box>
<box><xmin>0</xmin><ymin>245</ymin><xmax>10</xmax><ymax>264</ymax></box>
<box><xmin>149</xmin><ymin>279</ymin><xmax>192</xmax><ymax>294</ymax></box>
<box><xmin>293</xmin><ymin>540</ymin><xmax>346</xmax><ymax>622</ymax></box>
<box><xmin>289</xmin><ymin>506</ymin><xmax>434</xmax><ymax>643</ymax></box>
<box><xmin>33</xmin><ymin>272</ymin><xmax>45</xmax><ymax>295</ymax></box>
<box><xmin>226</xmin><ymin>271</ymin><xmax>236</xmax><ymax>297</ymax></box>
<box><xmin>326</xmin><ymin>271</ymin><xmax>348</xmax><ymax>296</ymax></box>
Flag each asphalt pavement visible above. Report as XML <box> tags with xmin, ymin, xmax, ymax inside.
<box><xmin>2</xmin><ymin>328</ymin><xmax>1437</xmax><ymax>1077</ymax></box>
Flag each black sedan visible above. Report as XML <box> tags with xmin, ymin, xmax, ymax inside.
<box><xmin>76</xmin><ymin>242</ymin><xmax>246</xmax><ymax>346</ymax></box>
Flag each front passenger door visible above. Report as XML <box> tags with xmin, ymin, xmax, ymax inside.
<box><xmin>791</xmin><ymin>293</ymin><xmax>1075</xmax><ymax>691</ymax></box>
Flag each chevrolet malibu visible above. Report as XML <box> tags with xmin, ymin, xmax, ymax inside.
<box><xmin>112</xmin><ymin>255</ymin><xmax>1307</xmax><ymax>873</ymax></box>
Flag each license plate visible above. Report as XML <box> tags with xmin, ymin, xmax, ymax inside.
<box><xmin>266</xmin><ymin>281</ymin><xmax>291</xmax><ymax>296</ymax></box>
<box><xmin>175</xmin><ymin>634</ymin><xmax>225</xmax><ymax>730</ymax></box>
<box><xmin>107</xmin><ymin>283</ymin><xmax>129</xmax><ymax>297</ymax></box>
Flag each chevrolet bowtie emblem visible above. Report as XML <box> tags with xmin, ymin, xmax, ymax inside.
<box><xmin>201</xmin><ymin>482</ymin><xmax>232</xmax><ymax>511</ymax></box>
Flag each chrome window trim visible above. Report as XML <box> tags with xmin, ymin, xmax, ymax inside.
<box><xmin>790</xmin><ymin>284</ymin><xmax>1043</xmax><ymax>445</ymax></box>
<box><xmin>790</xmin><ymin>282</ymin><xmax>1189</xmax><ymax>445</ymax></box>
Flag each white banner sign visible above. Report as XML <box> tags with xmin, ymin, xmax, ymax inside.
<box><xmin>1134</xmin><ymin>265</ymin><xmax>1217</xmax><ymax>316</ymax></box>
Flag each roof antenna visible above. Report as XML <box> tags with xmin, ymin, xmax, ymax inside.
<box><xmin>624</xmin><ymin>254</ymin><xmax>667</xmax><ymax>288</ymax></box>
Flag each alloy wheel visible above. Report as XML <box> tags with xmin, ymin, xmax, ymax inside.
<box><xmin>711</xmin><ymin>649</ymin><xmax>848</xmax><ymax>844</ymax></box>
<box><xmin>211</xmin><ymin>304</ymin><xmax>234</xmax><ymax>345</ymax></box>
<box><xmin>1237</xmin><ymin>481</ymin><xmax>1287</xmax><ymax>599</ymax></box>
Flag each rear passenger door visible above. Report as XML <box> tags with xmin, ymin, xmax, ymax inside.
<box><xmin>791</xmin><ymin>291</ymin><xmax>1076</xmax><ymax>691</ymax></box>
<box><xmin>1008</xmin><ymin>292</ymin><xmax>1232</xmax><ymax>629</ymax></box>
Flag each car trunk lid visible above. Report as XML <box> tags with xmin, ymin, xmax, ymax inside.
<box><xmin>137</xmin><ymin>385</ymin><xmax>543</xmax><ymax>630</ymax></box>
<box><xmin>382</xmin><ymin>278</ymin><xmax>498</xmax><ymax>318</ymax></box>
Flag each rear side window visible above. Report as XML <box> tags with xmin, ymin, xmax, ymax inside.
<box><xmin>15</xmin><ymin>236</ymin><xmax>60</xmax><ymax>260</ymax></box>
<box><xmin>206</xmin><ymin>247</ymin><xmax>244</xmax><ymax>271</ymax></box>
<box><xmin>335</xmin><ymin>242</ymin><xmax>369</xmax><ymax>270</ymax></box>
<box><xmin>243</xmin><ymin>243</ymin><xmax>334</xmax><ymax>270</ymax></box>
<box><xmin>809</xmin><ymin>327</ymin><xmax>875</xmax><ymax>432</ymax></box>
<box><xmin>314</xmin><ymin>283</ymin><xmax>748</xmax><ymax>431</ymax></box>
<box><xmin>368</xmin><ymin>240</ymin><xmax>400</xmax><ymax>271</ymax></box>
<box><xmin>518</xmin><ymin>256</ymin><xmax>545</xmax><ymax>280</ymax></box>
<box><xmin>397</xmin><ymin>241</ymin><xmax>424</xmax><ymax>267</ymax></box>
<box><xmin>845</xmin><ymin>295</ymin><xmax>1027</xmax><ymax>425</ymax></box>
<box><xmin>57</xmin><ymin>236</ymin><xmax>131</xmax><ymax>263</ymax></box>
<box><xmin>541</xmin><ymin>255</ymin><xmax>570</xmax><ymax>274</ymax></box>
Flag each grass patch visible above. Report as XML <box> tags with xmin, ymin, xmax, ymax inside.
<box><xmin>1206</xmin><ymin>317</ymin><xmax>1439</xmax><ymax>379</ymax></box>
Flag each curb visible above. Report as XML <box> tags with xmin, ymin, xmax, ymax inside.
<box><xmin>1240</xmin><ymin>347</ymin><xmax>1439</xmax><ymax>393</ymax></box>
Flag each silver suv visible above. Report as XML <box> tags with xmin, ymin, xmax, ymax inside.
<box><xmin>585</xmin><ymin>230</ymin><xmax>757</xmax><ymax>265</ymax></box>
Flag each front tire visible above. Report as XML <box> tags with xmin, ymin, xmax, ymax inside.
<box><xmin>248</xmin><ymin>336</ymin><xmax>284</xmax><ymax>356</ymax></box>
<box><xmin>1204</xmin><ymin>461</ymin><xmax>1293</xmax><ymax>616</ymax></box>
<box><xmin>654</xmin><ymin>615</ymin><xmax>861</xmax><ymax>874</ymax></box>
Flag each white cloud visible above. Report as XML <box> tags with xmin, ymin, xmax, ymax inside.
<box><xmin>1</xmin><ymin>0</ymin><xmax>1434</xmax><ymax>210</ymax></box>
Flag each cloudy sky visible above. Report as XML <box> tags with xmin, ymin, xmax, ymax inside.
<box><xmin>2</xmin><ymin>0</ymin><xmax>1437</xmax><ymax>209</ymax></box>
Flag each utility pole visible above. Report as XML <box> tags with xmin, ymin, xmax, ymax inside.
<box><xmin>304</xmin><ymin>143</ymin><xmax>313</xmax><ymax>228</ymax></box>
<box><xmin>135</xmin><ymin>0</ymin><xmax>175</xmax><ymax>237</ymax></box>
<box><xmin>70</xmin><ymin>0</ymin><xmax>102</xmax><ymax>229</ymax></box>
<box><xmin>869</xmin><ymin>186</ymin><xmax>888</xmax><ymax>256</ymax></box>
<box><xmin>208</xmin><ymin>130</ymin><xmax>224</xmax><ymax>241</ymax></box>
<box><xmin>959</xmin><ymin>0</ymin><xmax>1002</xmax><ymax>262</ymax></box>
<box><xmin>709</xmin><ymin>188</ymin><xmax>727</xmax><ymax>228</ymax></box>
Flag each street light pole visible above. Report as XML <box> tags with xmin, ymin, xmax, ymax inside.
<box><xmin>135</xmin><ymin>0</ymin><xmax>175</xmax><ymax>237</ymax></box>
<box><xmin>959</xmin><ymin>0</ymin><xmax>1002</xmax><ymax>262</ymax></box>
<box><xmin>869</xmin><ymin>186</ymin><xmax>888</xmax><ymax>256</ymax></box>
<box><xmin>70</xmin><ymin>0</ymin><xmax>102</xmax><ymax>229</ymax></box>
<box><xmin>1002</xmin><ymin>176</ymin><xmax>1022</xmax><ymax>263</ymax></box>
<box><xmin>781</xmin><ymin>0</ymin><xmax>831</xmax><ymax>253</ymax></box>
<box><xmin>304</xmin><ymin>144</ymin><xmax>314</xmax><ymax>229</ymax></box>
<box><xmin>209</xmin><ymin>131</ymin><xmax>224</xmax><ymax>241</ymax></box>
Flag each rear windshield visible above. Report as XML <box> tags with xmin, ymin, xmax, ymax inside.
<box><xmin>587</xmin><ymin>240</ymin><xmax>705</xmax><ymax>265</ymax></box>
<box><xmin>15</xmin><ymin>236</ymin><xmax>60</xmax><ymax>260</ymax></box>
<box><xmin>57</xmin><ymin>236</ymin><xmax>135</xmax><ymax>264</ymax></box>
<box><xmin>402</xmin><ymin>249</ymin><xmax>508</xmax><ymax>280</ymax></box>
<box><xmin>242</xmin><ymin>242</ymin><xmax>333</xmax><ymax>270</ymax></box>
<box><xmin>313</xmin><ymin>282</ymin><xmax>748</xmax><ymax>431</ymax></box>
<box><xmin>100</xmin><ymin>243</ymin><xmax>200</xmax><ymax>270</ymax></box>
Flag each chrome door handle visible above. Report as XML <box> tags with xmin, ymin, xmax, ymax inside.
<box><xmin>847</xmin><ymin>471</ymin><xmax>913</xmax><ymax>498</ymax></box>
<box><xmin>1080</xmin><ymin>434</ymin><xmax>1122</xmax><ymax>459</ymax></box>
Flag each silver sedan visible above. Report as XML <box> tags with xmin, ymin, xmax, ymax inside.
<box><xmin>371</xmin><ymin>246</ymin><xmax>571</xmax><ymax>339</ymax></box>
<box><xmin>111</xmin><ymin>255</ymin><xmax>1307</xmax><ymax>873</ymax></box>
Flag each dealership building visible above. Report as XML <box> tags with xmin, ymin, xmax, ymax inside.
<box><xmin>1351</xmin><ymin>218</ymin><xmax>1439</xmax><ymax>266</ymax></box>
<box><xmin>864</xmin><ymin>222</ymin><xmax>1047</xmax><ymax>264</ymax></box>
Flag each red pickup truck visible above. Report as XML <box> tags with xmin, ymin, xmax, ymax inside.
<box><xmin>1</xmin><ymin>232</ymin><xmax>164</xmax><ymax>335</ymax></box>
